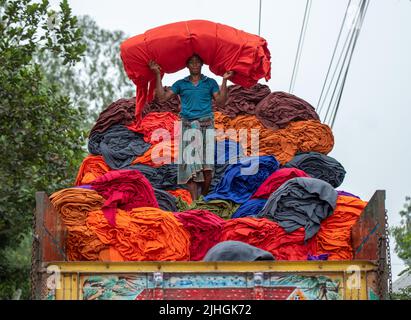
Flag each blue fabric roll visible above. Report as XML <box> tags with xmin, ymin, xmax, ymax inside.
<box><xmin>204</xmin><ymin>155</ymin><xmax>280</xmax><ymax>204</ymax></box>
<box><xmin>231</xmin><ymin>199</ymin><xmax>267</xmax><ymax>219</ymax></box>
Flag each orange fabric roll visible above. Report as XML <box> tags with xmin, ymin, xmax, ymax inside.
<box><xmin>74</xmin><ymin>155</ymin><xmax>111</xmax><ymax>186</ymax></box>
<box><xmin>167</xmin><ymin>189</ymin><xmax>193</xmax><ymax>205</ymax></box>
<box><xmin>315</xmin><ymin>196</ymin><xmax>367</xmax><ymax>260</ymax></box>
<box><xmin>87</xmin><ymin>208</ymin><xmax>191</xmax><ymax>261</ymax></box>
<box><xmin>132</xmin><ymin>139</ymin><xmax>178</xmax><ymax>167</ymax></box>
<box><xmin>66</xmin><ymin>226</ymin><xmax>107</xmax><ymax>261</ymax></box>
<box><xmin>98</xmin><ymin>247</ymin><xmax>125</xmax><ymax>262</ymax></box>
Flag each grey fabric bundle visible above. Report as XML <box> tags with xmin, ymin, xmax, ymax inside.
<box><xmin>284</xmin><ymin>152</ymin><xmax>346</xmax><ymax>188</ymax></box>
<box><xmin>126</xmin><ymin>163</ymin><xmax>182</xmax><ymax>190</ymax></box>
<box><xmin>88</xmin><ymin>125</ymin><xmax>151</xmax><ymax>169</ymax></box>
<box><xmin>203</xmin><ymin>241</ymin><xmax>275</xmax><ymax>262</ymax></box>
<box><xmin>257</xmin><ymin>177</ymin><xmax>337</xmax><ymax>241</ymax></box>
<box><xmin>154</xmin><ymin>188</ymin><xmax>178</xmax><ymax>212</ymax></box>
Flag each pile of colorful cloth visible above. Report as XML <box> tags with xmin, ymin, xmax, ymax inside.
<box><xmin>50</xmin><ymin>83</ymin><xmax>367</xmax><ymax>263</ymax></box>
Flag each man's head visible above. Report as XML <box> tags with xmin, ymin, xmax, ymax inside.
<box><xmin>186</xmin><ymin>54</ymin><xmax>203</xmax><ymax>75</ymax></box>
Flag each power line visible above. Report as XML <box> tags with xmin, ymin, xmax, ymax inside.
<box><xmin>258</xmin><ymin>0</ymin><xmax>262</xmax><ymax>36</ymax></box>
<box><xmin>289</xmin><ymin>0</ymin><xmax>312</xmax><ymax>93</ymax></box>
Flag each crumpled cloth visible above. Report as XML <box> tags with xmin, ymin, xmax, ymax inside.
<box><xmin>221</xmin><ymin>218</ymin><xmax>316</xmax><ymax>260</ymax></box>
<box><xmin>255</xmin><ymin>92</ymin><xmax>319</xmax><ymax>130</ymax></box>
<box><xmin>257</xmin><ymin>177</ymin><xmax>338</xmax><ymax>241</ymax></box>
<box><xmin>131</xmin><ymin>139</ymin><xmax>178</xmax><ymax>167</ymax></box>
<box><xmin>214</xmin><ymin>84</ymin><xmax>271</xmax><ymax>118</ymax></box>
<box><xmin>251</xmin><ymin>168</ymin><xmax>310</xmax><ymax>199</ymax></box>
<box><xmin>91</xmin><ymin>170</ymin><xmax>159</xmax><ymax>226</ymax></box>
<box><xmin>88</xmin><ymin>125</ymin><xmax>151</xmax><ymax>169</ymax></box>
<box><xmin>142</xmin><ymin>88</ymin><xmax>181</xmax><ymax>117</ymax></box>
<box><xmin>74</xmin><ymin>155</ymin><xmax>110</xmax><ymax>186</ymax></box>
<box><xmin>120</xmin><ymin>19</ymin><xmax>271</xmax><ymax>124</ymax></box>
<box><xmin>231</xmin><ymin>199</ymin><xmax>267</xmax><ymax>219</ymax></box>
<box><xmin>50</xmin><ymin>188</ymin><xmax>106</xmax><ymax>261</ymax></box>
<box><xmin>203</xmin><ymin>240</ymin><xmax>274</xmax><ymax>262</ymax></box>
<box><xmin>154</xmin><ymin>188</ymin><xmax>178</xmax><ymax>212</ymax></box>
<box><xmin>126</xmin><ymin>163</ymin><xmax>180</xmax><ymax>190</ymax></box>
<box><xmin>87</xmin><ymin>208</ymin><xmax>190</xmax><ymax>261</ymax></box>
<box><xmin>284</xmin><ymin>152</ymin><xmax>346</xmax><ymax>188</ymax></box>
<box><xmin>337</xmin><ymin>190</ymin><xmax>360</xmax><ymax>199</ymax></box>
<box><xmin>204</xmin><ymin>156</ymin><xmax>280</xmax><ymax>204</ymax></box>
<box><xmin>189</xmin><ymin>196</ymin><xmax>240</xmax><ymax>220</ymax></box>
<box><xmin>129</xmin><ymin>112</ymin><xmax>180</xmax><ymax>143</ymax></box>
<box><xmin>314</xmin><ymin>195</ymin><xmax>367</xmax><ymax>260</ymax></box>
<box><xmin>167</xmin><ymin>189</ymin><xmax>193</xmax><ymax>205</ymax></box>
<box><xmin>174</xmin><ymin>210</ymin><xmax>225</xmax><ymax>260</ymax></box>
<box><xmin>90</xmin><ymin>97</ymin><xmax>136</xmax><ymax>135</ymax></box>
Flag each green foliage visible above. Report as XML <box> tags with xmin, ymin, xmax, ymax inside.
<box><xmin>37</xmin><ymin>15</ymin><xmax>135</xmax><ymax>124</ymax></box>
<box><xmin>0</xmin><ymin>0</ymin><xmax>87</xmax><ymax>299</ymax></box>
<box><xmin>391</xmin><ymin>284</ymin><xmax>411</xmax><ymax>300</ymax></box>
<box><xmin>391</xmin><ymin>196</ymin><xmax>411</xmax><ymax>269</ymax></box>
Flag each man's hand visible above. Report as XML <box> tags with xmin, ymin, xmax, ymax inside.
<box><xmin>223</xmin><ymin>71</ymin><xmax>234</xmax><ymax>80</ymax></box>
<box><xmin>148</xmin><ymin>60</ymin><xmax>161</xmax><ymax>75</ymax></box>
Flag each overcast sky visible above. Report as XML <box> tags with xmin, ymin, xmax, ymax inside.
<box><xmin>49</xmin><ymin>0</ymin><xmax>411</xmax><ymax>281</ymax></box>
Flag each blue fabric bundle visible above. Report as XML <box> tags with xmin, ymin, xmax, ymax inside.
<box><xmin>204</xmin><ymin>155</ymin><xmax>280</xmax><ymax>204</ymax></box>
<box><xmin>231</xmin><ymin>199</ymin><xmax>267</xmax><ymax>219</ymax></box>
<box><xmin>88</xmin><ymin>125</ymin><xmax>151</xmax><ymax>169</ymax></box>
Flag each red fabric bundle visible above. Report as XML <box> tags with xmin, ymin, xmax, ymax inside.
<box><xmin>221</xmin><ymin>217</ymin><xmax>316</xmax><ymax>260</ymax></box>
<box><xmin>131</xmin><ymin>112</ymin><xmax>180</xmax><ymax>142</ymax></box>
<box><xmin>120</xmin><ymin>20</ymin><xmax>271</xmax><ymax>123</ymax></box>
<box><xmin>174</xmin><ymin>210</ymin><xmax>225</xmax><ymax>261</ymax></box>
<box><xmin>91</xmin><ymin>170</ymin><xmax>159</xmax><ymax>226</ymax></box>
<box><xmin>251</xmin><ymin>168</ymin><xmax>311</xmax><ymax>199</ymax></box>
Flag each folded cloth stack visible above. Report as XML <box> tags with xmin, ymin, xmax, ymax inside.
<box><xmin>174</xmin><ymin>210</ymin><xmax>225</xmax><ymax>260</ymax></box>
<box><xmin>90</xmin><ymin>97</ymin><xmax>136</xmax><ymax>135</ymax></box>
<box><xmin>154</xmin><ymin>188</ymin><xmax>178</xmax><ymax>212</ymax></box>
<box><xmin>126</xmin><ymin>163</ymin><xmax>181</xmax><ymax>190</ymax></box>
<box><xmin>75</xmin><ymin>155</ymin><xmax>111</xmax><ymax>186</ymax></box>
<box><xmin>87</xmin><ymin>207</ymin><xmax>190</xmax><ymax>261</ymax></box>
<box><xmin>251</xmin><ymin>168</ymin><xmax>310</xmax><ymax>199</ymax></box>
<box><xmin>204</xmin><ymin>155</ymin><xmax>280</xmax><ymax>204</ymax></box>
<box><xmin>142</xmin><ymin>88</ymin><xmax>181</xmax><ymax>117</ymax></box>
<box><xmin>284</xmin><ymin>152</ymin><xmax>346</xmax><ymax>188</ymax></box>
<box><xmin>258</xmin><ymin>177</ymin><xmax>338</xmax><ymax>241</ymax></box>
<box><xmin>314</xmin><ymin>195</ymin><xmax>367</xmax><ymax>260</ymax></box>
<box><xmin>50</xmin><ymin>188</ymin><xmax>106</xmax><ymax>261</ymax></box>
<box><xmin>221</xmin><ymin>218</ymin><xmax>316</xmax><ymax>260</ymax></box>
<box><xmin>131</xmin><ymin>139</ymin><xmax>178</xmax><ymax>167</ymax></box>
<box><xmin>91</xmin><ymin>170</ymin><xmax>159</xmax><ymax>226</ymax></box>
<box><xmin>214</xmin><ymin>84</ymin><xmax>271</xmax><ymax>118</ymax></box>
<box><xmin>203</xmin><ymin>240</ymin><xmax>274</xmax><ymax>261</ymax></box>
<box><xmin>88</xmin><ymin>125</ymin><xmax>151</xmax><ymax>169</ymax></box>
<box><xmin>189</xmin><ymin>196</ymin><xmax>240</xmax><ymax>220</ymax></box>
<box><xmin>231</xmin><ymin>199</ymin><xmax>267</xmax><ymax>219</ymax></box>
<box><xmin>255</xmin><ymin>91</ymin><xmax>320</xmax><ymax>130</ymax></box>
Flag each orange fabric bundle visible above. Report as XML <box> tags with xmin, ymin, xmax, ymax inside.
<box><xmin>314</xmin><ymin>196</ymin><xmax>367</xmax><ymax>260</ymax></box>
<box><xmin>50</xmin><ymin>188</ymin><xmax>106</xmax><ymax>260</ymax></box>
<box><xmin>286</xmin><ymin>120</ymin><xmax>334</xmax><ymax>155</ymax></box>
<box><xmin>167</xmin><ymin>189</ymin><xmax>193</xmax><ymax>205</ymax></box>
<box><xmin>98</xmin><ymin>247</ymin><xmax>125</xmax><ymax>262</ymax></box>
<box><xmin>258</xmin><ymin>129</ymin><xmax>298</xmax><ymax>164</ymax></box>
<box><xmin>132</xmin><ymin>112</ymin><xmax>180</xmax><ymax>143</ymax></box>
<box><xmin>132</xmin><ymin>139</ymin><xmax>178</xmax><ymax>167</ymax></box>
<box><xmin>74</xmin><ymin>155</ymin><xmax>110</xmax><ymax>186</ymax></box>
<box><xmin>221</xmin><ymin>217</ymin><xmax>316</xmax><ymax>260</ymax></box>
<box><xmin>87</xmin><ymin>208</ymin><xmax>191</xmax><ymax>261</ymax></box>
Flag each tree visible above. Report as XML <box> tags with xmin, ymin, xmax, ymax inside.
<box><xmin>0</xmin><ymin>0</ymin><xmax>86</xmax><ymax>299</ymax></box>
<box><xmin>391</xmin><ymin>196</ymin><xmax>411</xmax><ymax>299</ymax></box>
<box><xmin>37</xmin><ymin>15</ymin><xmax>135</xmax><ymax>124</ymax></box>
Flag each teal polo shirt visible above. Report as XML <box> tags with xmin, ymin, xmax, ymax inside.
<box><xmin>171</xmin><ymin>74</ymin><xmax>220</xmax><ymax>120</ymax></box>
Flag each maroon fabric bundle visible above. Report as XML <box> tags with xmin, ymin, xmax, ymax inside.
<box><xmin>142</xmin><ymin>87</ymin><xmax>181</xmax><ymax>117</ymax></box>
<box><xmin>174</xmin><ymin>210</ymin><xmax>225</xmax><ymax>261</ymax></box>
<box><xmin>214</xmin><ymin>84</ymin><xmax>271</xmax><ymax>118</ymax></box>
<box><xmin>91</xmin><ymin>170</ymin><xmax>159</xmax><ymax>226</ymax></box>
<box><xmin>256</xmin><ymin>92</ymin><xmax>320</xmax><ymax>130</ymax></box>
<box><xmin>221</xmin><ymin>217</ymin><xmax>317</xmax><ymax>260</ymax></box>
<box><xmin>90</xmin><ymin>98</ymin><xmax>135</xmax><ymax>135</ymax></box>
<box><xmin>251</xmin><ymin>168</ymin><xmax>311</xmax><ymax>199</ymax></box>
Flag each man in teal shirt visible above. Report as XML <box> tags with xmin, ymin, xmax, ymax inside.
<box><xmin>149</xmin><ymin>54</ymin><xmax>233</xmax><ymax>200</ymax></box>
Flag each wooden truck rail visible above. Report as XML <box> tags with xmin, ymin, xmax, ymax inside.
<box><xmin>31</xmin><ymin>190</ymin><xmax>391</xmax><ymax>300</ymax></box>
